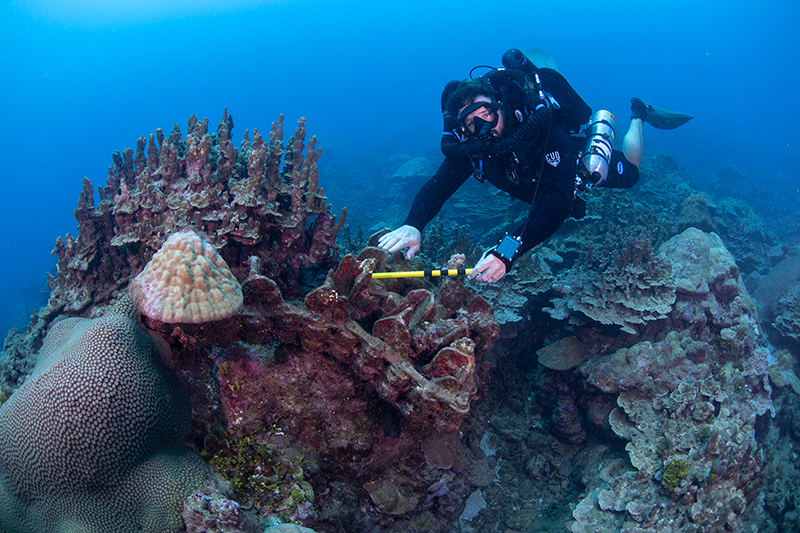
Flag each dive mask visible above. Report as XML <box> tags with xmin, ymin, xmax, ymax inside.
<box><xmin>455</xmin><ymin>101</ymin><xmax>499</xmax><ymax>142</ymax></box>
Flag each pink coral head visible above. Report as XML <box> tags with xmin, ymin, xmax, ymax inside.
<box><xmin>130</xmin><ymin>229</ymin><xmax>243</xmax><ymax>324</ymax></box>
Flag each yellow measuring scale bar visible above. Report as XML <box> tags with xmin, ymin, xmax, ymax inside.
<box><xmin>371</xmin><ymin>268</ymin><xmax>473</xmax><ymax>279</ymax></box>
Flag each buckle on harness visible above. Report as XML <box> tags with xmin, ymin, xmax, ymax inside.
<box><xmin>471</xmin><ymin>158</ymin><xmax>486</xmax><ymax>182</ymax></box>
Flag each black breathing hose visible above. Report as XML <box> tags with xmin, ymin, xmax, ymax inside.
<box><xmin>489</xmin><ymin>105</ymin><xmax>552</xmax><ymax>154</ymax></box>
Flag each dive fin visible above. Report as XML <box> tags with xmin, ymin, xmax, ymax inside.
<box><xmin>632</xmin><ymin>97</ymin><xmax>693</xmax><ymax>129</ymax></box>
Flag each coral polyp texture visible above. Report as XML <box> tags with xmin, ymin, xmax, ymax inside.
<box><xmin>0</xmin><ymin>295</ymin><xmax>208</xmax><ymax>533</ymax></box>
<box><xmin>47</xmin><ymin>110</ymin><xmax>344</xmax><ymax>322</ymax></box>
<box><xmin>130</xmin><ymin>229</ymin><xmax>243</xmax><ymax>323</ymax></box>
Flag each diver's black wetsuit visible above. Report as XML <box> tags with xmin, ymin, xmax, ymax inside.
<box><xmin>403</xmin><ymin>69</ymin><xmax>640</xmax><ymax>264</ymax></box>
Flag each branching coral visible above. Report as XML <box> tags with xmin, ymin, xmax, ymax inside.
<box><xmin>47</xmin><ymin>110</ymin><xmax>344</xmax><ymax>325</ymax></box>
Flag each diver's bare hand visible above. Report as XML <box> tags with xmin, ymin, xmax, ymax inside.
<box><xmin>377</xmin><ymin>225</ymin><xmax>421</xmax><ymax>259</ymax></box>
<box><xmin>468</xmin><ymin>253</ymin><xmax>506</xmax><ymax>283</ymax></box>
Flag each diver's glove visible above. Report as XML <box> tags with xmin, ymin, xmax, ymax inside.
<box><xmin>441</xmin><ymin>80</ymin><xmax>461</xmax><ymax>112</ymax></box>
<box><xmin>377</xmin><ymin>225</ymin><xmax>422</xmax><ymax>260</ymax></box>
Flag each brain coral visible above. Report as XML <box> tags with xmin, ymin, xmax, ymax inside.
<box><xmin>130</xmin><ymin>229</ymin><xmax>243</xmax><ymax>323</ymax></box>
<box><xmin>0</xmin><ymin>295</ymin><xmax>208</xmax><ymax>533</ymax></box>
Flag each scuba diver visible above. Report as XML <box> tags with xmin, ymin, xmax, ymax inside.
<box><xmin>378</xmin><ymin>48</ymin><xmax>692</xmax><ymax>283</ymax></box>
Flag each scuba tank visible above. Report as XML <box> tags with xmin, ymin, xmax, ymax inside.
<box><xmin>577</xmin><ymin>110</ymin><xmax>616</xmax><ymax>188</ymax></box>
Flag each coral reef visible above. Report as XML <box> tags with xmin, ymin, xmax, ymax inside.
<box><xmin>545</xmin><ymin>227</ymin><xmax>676</xmax><ymax>335</ymax></box>
<box><xmin>0</xmin><ymin>111</ymin><xmax>352</xmax><ymax>532</ymax></box>
<box><xmin>768</xmin><ymin>348</ymin><xmax>800</xmax><ymax>394</ymax></box>
<box><xmin>212</xmin><ymin>245</ymin><xmax>497</xmax><ymax>434</ymax></box>
<box><xmin>679</xmin><ymin>193</ymin><xmax>785</xmax><ymax>276</ymax></box>
<box><xmin>3</xmin><ymin>97</ymin><xmax>797</xmax><ymax>533</ymax></box>
<box><xmin>163</xmin><ymin>243</ymin><xmax>499</xmax><ymax>531</ymax></box>
<box><xmin>200</xmin><ymin>431</ymin><xmax>316</xmax><ymax>523</ymax></box>
<box><xmin>760</xmin><ymin>388</ymin><xmax>800</xmax><ymax>533</ymax></box>
<box><xmin>414</xmin><ymin>216</ymin><xmax>478</xmax><ymax>269</ymax></box>
<box><xmin>182</xmin><ymin>474</ymin><xmax>262</xmax><ymax>533</ymax></box>
<box><xmin>771</xmin><ymin>281</ymin><xmax>800</xmax><ymax>345</ymax></box>
<box><xmin>390</xmin><ymin>156</ymin><xmax>435</xmax><ymax>185</ymax></box>
<box><xmin>2</xmin><ymin>100</ymin><xmax>501</xmax><ymax>530</ymax></box>
<box><xmin>0</xmin><ymin>295</ymin><xmax>209</xmax><ymax>532</ymax></box>
<box><xmin>47</xmin><ymin>110</ymin><xmax>343</xmax><ymax>327</ymax></box>
<box><xmin>536</xmin><ymin>335</ymin><xmax>586</xmax><ymax>371</ymax></box>
<box><xmin>324</xmin><ymin>149</ymin><xmax>797</xmax><ymax>531</ymax></box>
<box><xmin>753</xmin><ymin>253</ymin><xmax>800</xmax><ymax>349</ymax></box>
<box><xmin>572</xmin><ymin>229</ymin><xmax>768</xmax><ymax>532</ymax></box>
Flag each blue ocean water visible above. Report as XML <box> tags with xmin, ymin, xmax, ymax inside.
<box><xmin>0</xmin><ymin>0</ymin><xmax>798</xmax><ymax>335</ymax></box>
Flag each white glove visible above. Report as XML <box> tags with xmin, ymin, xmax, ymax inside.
<box><xmin>377</xmin><ymin>225</ymin><xmax>422</xmax><ymax>259</ymax></box>
<box><xmin>468</xmin><ymin>251</ymin><xmax>507</xmax><ymax>283</ymax></box>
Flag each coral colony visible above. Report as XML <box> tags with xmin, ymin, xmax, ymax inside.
<box><xmin>0</xmin><ymin>110</ymin><xmax>798</xmax><ymax>532</ymax></box>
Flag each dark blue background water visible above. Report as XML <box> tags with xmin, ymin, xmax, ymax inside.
<box><xmin>1</xmin><ymin>0</ymin><xmax>798</xmax><ymax>335</ymax></box>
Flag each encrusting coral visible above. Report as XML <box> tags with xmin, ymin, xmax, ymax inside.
<box><xmin>0</xmin><ymin>295</ymin><xmax>209</xmax><ymax>533</ymax></box>
<box><xmin>573</xmin><ymin>228</ymin><xmax>769</xmax><ymax>532</ymax></box>
<box><xmin>130</xmin><ymin>229</ymin><xmax>243</xmax><ymax>323</ymax></box>
<box><xmin>545</xmin><ymin>227</ymin><xmax>676</xmax><ymax>335</ymax></box>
